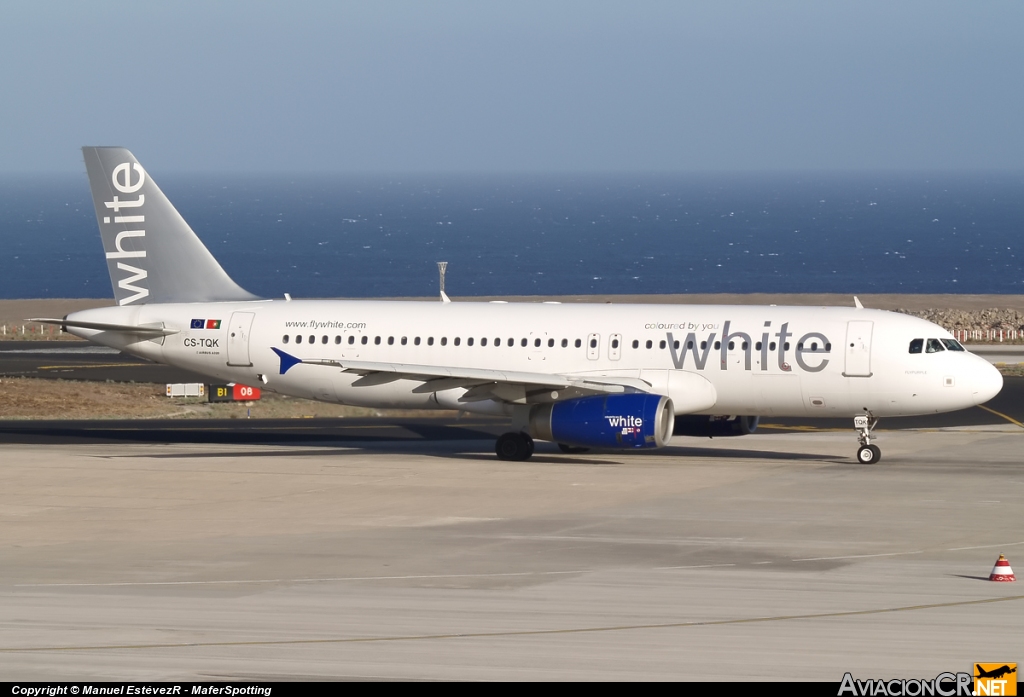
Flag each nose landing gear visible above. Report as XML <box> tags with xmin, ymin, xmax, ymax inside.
<box><xmin>854</xmin><ymin>413</ymin><xmax>880</xmax><ymax>464</ymax></box>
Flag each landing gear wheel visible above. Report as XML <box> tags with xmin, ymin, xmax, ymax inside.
<box><xmin>557</xmin><ymin>443</ymin><xmax>590</xmax><ymax>454</ymax></box>
<box><xmin>496</xmin><ymin>432</ymin><xmax>534</xmax><ymax>461</ymax></box>
<box><xmin>856</xmin><ymin>444</ymin><xmax>881</xmax><ymax>464</ymax></box>
<box><xmin>853</xmin><ymin>413</ymin><xmax>880</xmax><ymax>465</ymax></box>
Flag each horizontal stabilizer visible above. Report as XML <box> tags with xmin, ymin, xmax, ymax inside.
<box><xmin>28</xmin><ymin>317</ymin><xmax>179</xmax><ymax>336</ymax></box>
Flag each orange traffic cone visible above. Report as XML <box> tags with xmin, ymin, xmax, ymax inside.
<box><xmin>989</xmin><ymin>555</ymin><xmax>1016</xmax><ymax>582</ymax></box>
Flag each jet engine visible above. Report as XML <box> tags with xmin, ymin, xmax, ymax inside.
<box><xmin>673</xmin><ymin>414</ymin><xmax>759</xmax><ymax>438</ymax></box>
<box><xmin>528</xmin><ymin>393</ymin><xmax>675</xmax><ymax>449</ymax></box>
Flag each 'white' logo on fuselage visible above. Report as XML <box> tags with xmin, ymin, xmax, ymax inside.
<box><xmin>103</xmin><ymin>162</ymin><xmax>148</xmax><ymax>305</ymax></box>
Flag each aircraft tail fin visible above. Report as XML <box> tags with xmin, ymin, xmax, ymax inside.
<box><xmin>82</xmin><ymin>147</ymin><xmax>259</xmax><ymax>305</ymax></box>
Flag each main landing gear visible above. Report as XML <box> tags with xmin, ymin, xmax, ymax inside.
<box><xmin>854</xmin><ymin>413</ymin><xmax>881</xmax><ymax>464</ymax></box>
<box><xmin>496</xmin><ymin>432</ymin><xmax>534</xmax><ymax>461</ymax></box>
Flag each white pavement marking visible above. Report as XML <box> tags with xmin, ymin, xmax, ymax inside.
<box><xmin>945</xmin><ymin>540</ymin><xmax>1024</xmax><ymax>552</ymax></box>
<box><xmin>14</xmin><ymin>569</ymin><xmax>592</xmax><ymax>588</ymax></box>
<box><xmin>793</xmin><ymin>551</ymin><xmax>923</xmax><ymax>562</ymax></box>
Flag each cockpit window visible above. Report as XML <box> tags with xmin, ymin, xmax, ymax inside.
<box><xmin>941</xmin><ymin>338</ymin><xmax>966</xmax><ymax>351</ymax></box>
<box><xmin>925</xmin><ymin>338</ymin><xmax>945</xmax><ymax>353</ymax></box>
<box><xmin>909</xmin><ymin>338</ymin><xmax>923</xmax><ymax>354</ymax></box>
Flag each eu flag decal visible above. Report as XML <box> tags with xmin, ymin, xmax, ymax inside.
<box><xmin>206</xmin><ymin>319</ymin><xmax>222</xmax><ymax>329</ymax></box>
<box><xmin>190</xmin><ymin>319</ymin><xmax>205</xmax><ymax>329</ymax></box>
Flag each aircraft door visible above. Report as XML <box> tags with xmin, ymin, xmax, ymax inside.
<box><xmin>226</xmin><ymin>311</ymin><xmax>256</xmax><ymax>367</ymax></box>
<box><xmin>587</xmin><ymin>333</ymin><xmax>600</xmax><ymax>361</ymax></box>
<box><xmin>609</xmin><ymin>333</ymin><xmax>622</xmax><ymax>361</ymax></box>
<box><xmin>843</xmin><ymin>320</ymin><xmax>873</xmax><ymax>377</ymax></box>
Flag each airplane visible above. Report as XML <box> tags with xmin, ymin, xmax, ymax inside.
<box><xmin>975</xmin><ymin>665</ymin><xmax>1016</xmax><ymax>680</ymax></box>
<box><xmin>32</xmin><ymin>147</ymin><xmax>1004</xmax><ymax>464</ymax></box>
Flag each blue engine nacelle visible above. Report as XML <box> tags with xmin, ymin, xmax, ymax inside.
<box><xmin>528</xmin><ymin>394</ymin><xmax>675</xmax><ymax>449</ymax></box>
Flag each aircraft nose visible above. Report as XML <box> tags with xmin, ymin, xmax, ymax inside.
<box><xmin>971</xmin><ymin>358</ymin><xmax>1003</xmax><ymax>405</ymax></box>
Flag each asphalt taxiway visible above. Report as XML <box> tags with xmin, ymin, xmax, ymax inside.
<box><xmin>1</xmin><ymin>422</ymin><xmax>1022</xmax><ymax>680</ymax></box>
<box><xmin>0</xmin><ymin>376</ymin><xmax>1021</xmax><ymax>445</ymax></box>
<box><xmin>2</xmin><ymin>341</ymin><xmax>1023</xmax><ymax>680</ymax></box>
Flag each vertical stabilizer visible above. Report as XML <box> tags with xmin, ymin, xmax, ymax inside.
<box><xmin>82</xmin><ymin>147</ymin><xmax>259</xmax><ymax>305</ymax></box>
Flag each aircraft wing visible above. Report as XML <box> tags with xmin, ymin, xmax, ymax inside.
<box><xmin>271</xmin><ymin>348</ymin><xmax>652</xmax><ymax>404</ymax></box>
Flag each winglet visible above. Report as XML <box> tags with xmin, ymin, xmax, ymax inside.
<box><xmin>271</xmin><ymin>347</ymin><xmax>303</xmax><ymax>375</ymax></box>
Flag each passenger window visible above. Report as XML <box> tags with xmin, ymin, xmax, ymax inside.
<box><xmin>361</xmin><ymin>336</ymin><xmax>368</xmax><ymax>345</ymax></box>
<box><xmin>941</xmin><ymin>339</ymin><xmax>965</xmax><ymax>351</ymax></box>
<box><xmin>784</xmin><ymin>342</ymin><xmax>790</xmax><ymax>350</ymax></box>
<box><xmin>507</xmin><ymin>338</ymin><xmax>514</xmax><ymax>347</ymax></box>
<box><xmin>334</xmin><ymin>336</ymin><xmax>341</xmax><ymax>344</ymax></box>
<box><xmin>534</xmin><ymin>338</ymin><xmax>541</xmax><ymax>347</ymax></box>
<box><xmin>825</xmin><ymin>343</ymin><xmax>831</xmax><ymax>351</ymax></box>
<box><xmin>673</xmin><ymin>340</ymin><xmax>680</xmax><ymax>349</ymax></box>
<box><xmin>548</xmin><ymin>338</ymin><xmax>554</xmax><ymax>347</ymax></box>
<box><xmin>441</xmin><ymin>337</ymin><xmax>448</xmax><ymax>346</ymax></box>
<box><xmin>401</xmin><ymin>337</ymin><xmax>407</xmax><ymax>345</ymax></box>
<box><xmin>810</xmin><ymin>342</ymin><xmax>817</xmax><ymax>351</ymax></box>
<box><xmin>575</xmin><ymin>339</ymin><xmax>582</xmax><ymax>348</ymax></box>
<box><xmin>714</xmin><ymin>341</ymin><xmax>721</xmax><ymax>350</ymax></box>
<box><xmin>770</xmin><ymin>342</ymin><xmax>776</xmax><ymax>350</ymax></box>
<box><xmin>742</xmin><ymin>341</ymin><xmax>748</xmax><ymax>350</ymax></box>
<box><xmin>700</xmin><ymin>341</ymin><xmax>707</xmax><ymax>350</ymax></box>
<box><xmin>687</xmin><ymin>340</ymin><xmax>694</xmax><ymax>349</ymax></box>
<box><xmin>454</xmin><ymin>337</ymin><xmax>460</xmax><ymax>346</ymax></box>
<box><xmin>728</xmin><ymin>341</ymin><xmax>735</xmax><ymax>350</ymax></box>
<box><xmin>659</xmin><ymin>340</ymin><xmax>666</xmax><ymax>349</ymax></box>
<box><xmin>308</xmin><ymin>335</ymin><xmax>315</xmax><ymax>344</ymax></box>
<box><xmin>612</xmin><ymin>339</ymin><xmax>619</xmax><ymax>349</ymax></box>
<box><xmin>348</xmin><ymin>335</ymin><xmax>355</xmax><ymax>345</ymax></box>
<box><xmin>387</xmin><ymin>336</ymin><xmax>394</xmax><ymax>345</ymax></box>
<box><xmin>495</xmin><ymin>338</ymin><xmax>501</xmax><ymax>347</ymax></box>
<box><xmin>296</xmin><ymin>335</ymin><xmax>303</xmax><ymax>344</ymax></box>
<box><xmin>374</xmin><ymin>336</ymin><xmax>381</xmax><ymax>345</ymax></box>
<box><xmin>590</xmin><ymin>338</ymin><xmax>597</xmax><ymax>348</ymax></box>
<box><xmin>414</xmin><ymin>337</ymin><xmax>421</xmax><ymax>345</ymax></box>
<box><xmin>481</xmin><ymin>338</ymin><xmax>487</xmax><ymax>346</ymax></box>
<box><xmin>755</xmin><ymin>341</ymin><xmax>761</xmax><ymax>350</ymax></box>
<box><xmin>632</xmin><ymin>339</ymin><xmax>639</xmax><ymax>349</ymax></box>
<box><xmin>797</xmin><ymin>342</ymin><xmax>803</xmax><ymax>350</ymax></box>
<box><xmin>926</xmin><ymin>338</ymin><xmax>945</xmax><ymax>353</ymax></box>
<box><xmin>562</xmin><ymin>339</ymin><xmax>568</xmax><ymax>348</ymax></box>
<box><xmin>520</xmin><ymin>338</ymin><xmax>527</xmax><ymax>347</ymax></box>
<box><xmin>283</xmin><ymin>335</ymin><xmax>290</xmax><ymax>344</ymax></box>
<box><xmin>645</xmin><ymin>340</ymin><xmax>652</xmax><ymax>349</ymax></box>
<box><xmin>322</xmin><ymin>335</ymin><xmax>328</xmax><ymax>344</ymax></box>
<box><xmin>428</xmin><ymin>337</ymin><xmax>434</xmax><ymax>346</ymax></box>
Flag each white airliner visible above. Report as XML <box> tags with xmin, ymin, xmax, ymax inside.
<box><xmin>34</xmin><ymin>148</ymin><xmax>1004</xmax><ymax>464</ymax></box>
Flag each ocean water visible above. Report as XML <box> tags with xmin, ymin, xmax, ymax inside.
<box><xmin>1</xmin><ymin>172</ymin><xmax>1022</xmax><ymax>299</ymax></box>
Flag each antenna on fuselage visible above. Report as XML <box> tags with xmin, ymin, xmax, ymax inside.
<box><xmin>437</xmin><ymin>261</ymin><xmax>451</xmax><ymax>303</ymax></box>
<box><xmin>854</xmin><ymin>296</ymin><xmax>864</xmax><ymax>309</ymax></box>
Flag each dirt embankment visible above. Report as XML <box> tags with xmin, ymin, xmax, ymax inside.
<box><xmin>894</xmin><ymin>307</ymin><xmax>1024</xmax><ymax>332</ymax></box>
<box><xmin>0</xmin><ymin>299</ymin><xmax>112</xmax><ymax>340</ymax></box>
